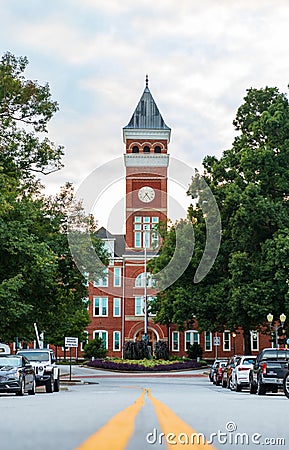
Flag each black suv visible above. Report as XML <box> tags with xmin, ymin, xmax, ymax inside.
<box><xmin>249</xmin><ymin>347</ymin><xmax>289</xmax><ymax>395</ymax></box>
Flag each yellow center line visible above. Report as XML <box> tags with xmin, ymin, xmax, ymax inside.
<box><xmin>75</xmin><ymin>388</ymin><xmax>146</xmax><ymax>450</ymax></box>
<box><xmin>148</xmin><ymin>389</ymin><xmax>216</xmax><ymax>449</ymax></box>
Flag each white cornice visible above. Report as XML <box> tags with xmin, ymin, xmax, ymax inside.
<box><xmin>123</xmin><ymin>128</ymin><xmax>171</xmax><ymax>143</ymax></box>
<box><xmin>124</xmin><ymin>154</ymin><xmax>169</xmax><ymax>168</ymax></box>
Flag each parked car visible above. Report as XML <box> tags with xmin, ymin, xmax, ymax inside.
<box><xmin>17</xmin><ymin>349</ymin><xmax>60</xmax><ymax>393</ymax></box>
<box><xmin>283</xmin><ymin>371</ymin><xmax>289</xmax><ymax>399</ymax></box>
<box><xmin>0</xmin><ymin>355</ymin><xmax>36</xmax><ymax>396</ymax></box>
<box><xmin>230</xmin><ymin>356</ymin><xmax>256</xmax><ymax>391</ymax></box>
<box><xmin>249</xmin><ymin>348</ymin><xmax>289</xmax><ymax>395</ymax></box>
<box><xmin>209</xmin><ymin>359</ymin><xmax>222</xmax><ymax>382</ymax></box>
<box><xmin>212</xmin><ymin>360</ymin><xmax>228</xmax><ymax>386</ymax></box>
<box><xmin>222</xmin><ymin>355</ymin><xmax>242</xmax><ymax>388</ymax></box>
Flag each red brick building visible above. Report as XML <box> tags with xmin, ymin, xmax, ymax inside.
<box><xmin>86</xmin><ymin>78</ymin><xmax>272</xmax><ymax>359</ymax></box>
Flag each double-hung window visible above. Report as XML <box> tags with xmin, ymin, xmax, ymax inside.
<box><xmin>93</xmin><ymin>297</ymin><xmax>108</xmax><ymax>316</ymax></box>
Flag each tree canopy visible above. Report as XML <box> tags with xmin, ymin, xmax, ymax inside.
<box><xmin>149</xmin><ymin>86</ymin><xmax>289</xmax><ymax>353</ymax></box>
<box><xmin>0</xmin><ymin>53</ymin><xmax>107</xmax><ymax>345</ymax></box>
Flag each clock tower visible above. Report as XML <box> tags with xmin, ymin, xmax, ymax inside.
<box><xmin>123</xmin><ymin>76</ymin><xmax>171</xmax><ymax>251</ymax></box>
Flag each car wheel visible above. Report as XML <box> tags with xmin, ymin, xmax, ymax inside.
<box><xmin>45</xmin><ymin>376</ymin><xmax>54</xmax><ymax>393</ymax></box>
<box><xmin>28</xmin><ymin>377</ymin><xmax>36</xmax><ymax>395</ymax></box>
<box><xmin>16</xmin><ymin>378</ymin><xmax>25</xmax><ymax>396</ymax></box>
<box><xmin>54</xmin><ymin>378</ymin><xmax>60</xmax><ymax>392</ymax></box>
<box><xmin>257</xmin><ymin>378</ymin><xmax>266</xmax><ymax>395</ymax></box>
<box><xmin>283</xmin><ymin>373</ymin><xmax>289</xmax><ymax>399</ymax></box>
<box><xmin>228</xmin><ymin>378</ymin><xmax>234</xmax><ymax>390</ymax></box>
<box><xmin>221</xmin><ymin>378</ymin><xmax>227</xmax><ymax>388</ymax></box>
<box><xmin>249</xmin><ymin>381</ymin><xmax>257</xmax><ymax>394</ymax></box>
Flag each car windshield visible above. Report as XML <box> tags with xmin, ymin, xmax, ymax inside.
<box><xmin>18</xmin><ymin>351</ymin><xmax>49</xmax><ymax>362</ymax></box>
<box><xmin>0</xmin><ymin>357</ymin><xmax>21</xmax><ymax>367</ymax></box>
<box><xmin>262</xmin><ymin>350</ymin><xmax>289</xmax><ymax>360</ymax></box>
<box><xmin>242</xmin><ymin>358</ymin><xmax>255</xmax><ymax>365</ymax></box>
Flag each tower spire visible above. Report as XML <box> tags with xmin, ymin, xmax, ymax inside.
<box><xmin>145</xmin><ymin>74</ymin><xmax>149</xmax><ymax>88</ymax></box>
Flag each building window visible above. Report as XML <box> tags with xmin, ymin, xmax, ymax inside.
<box><xmin>143</xmin><ymin>217</ymin><xmax>150</xmax><ymax>223</ymax></box>
<box><xmin>135</xmin><ymin>232</ymin><xmax>141</xmax><ymax>248</ymax></box>
<box><xmin>93</xmin><ymin>330</ymin><xmax>108</xmax><ymax>349</ymax></box>
<box><xmin>154</xmin><ymin>146</ymin><xmax>161</xmax><ymax>153</ymax></box>
<box><xmin>113</xmin><ymin>298</ymin><xmax>121</xmax><ymax>317</ymax></box>
<box><xmin>135</xmin><ymin>296</ymin><xmax>144</xmax><ymax>316</ymax></box>
<box><xmin>113</xmin><ymin>331</ymin><xmax>121</xmax><ymax>351</ymax></box>
<box><xmin>172</xmin><ymin>331</ymin><xmax>179</xmax><ymax>351</ymax></box>
<box><xmin>185</xmin><ymin>331</ymin><xmax>199</xmax><ymax>351</ymax></box>
<box><xmin>152</xmin><ymin>217</ymin><xmax>159</xmax><ymax>223</ymax></box>
<box><xmin>143</xmin><ymin>146</ymin><xmax>150</xmax><ymax>153</ymax></box>
<box><xmin>135</xmin><ymin>272</ymin><xmax>154</xmax><ymax>288</ymax></box>
<box><xmin>135</xmin><ymin>216</ymin><xmax>141</xmax><ymax>223</ymax></box>
<box><xmin>223</xmin><ymin>331</ymin><xmax>231</xmax><ymax>351</ymax></box>
<box><xmin>93</xmin><ymin>297</ymin><xmax>108</xmax><ymax>317</ymax></box>
<box><xmin>94</xmin><ymin>268</ymin><xmax>108</xmax><ymax>287</ymax></box>
<box><xmin>132</xmin><ymin>146</ymin><xmax>139</xmax><ymax>153</ymax></box>
<box><xmin>250</xmin><ymin>331</ymin><xmax>259</xmax><ymax>352</ymax></box>
<box><xmin>80</xmin><ymin>331</ymin><xmax>89</xmax><ymax>351</ymax></box>
<box><xmin>114</xmin><ymin>267</ymin><xmax>121</xmax><ymax>287</ymax></box>
<box><xmin>204</xmin><ymin>331</ymin><xmax>212</xmax><ymax>352</ymax></box>
<box><xmin>147</xmin><ymin>296</ymin><xmax>156</xmax><ymax>316</ymax></box>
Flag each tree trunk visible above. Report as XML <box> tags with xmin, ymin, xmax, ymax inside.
<box><xmin>243</xmin><ymin>329</ymin><xmax>252</xmax><ymax>355</ymax></box>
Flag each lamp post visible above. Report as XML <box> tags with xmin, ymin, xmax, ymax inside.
<box><xmin>143</xmin><ymin>245</ymin><xmax>148</xmax><ymax>343</ymax></box>
<box><xmin>267</xmin><ymin>313</ymin><xmax>286</xmax><ymax>348</ymax></box>
<box><xmin>232</xmin><ymin>332</ymin><xmax>237</xmax><ymax>354</ymax></box>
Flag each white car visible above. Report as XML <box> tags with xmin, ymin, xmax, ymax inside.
<box><xmin>231</xmin><ymin>355</ymin><xmax>256</xmax><ymax>391</ymax></box>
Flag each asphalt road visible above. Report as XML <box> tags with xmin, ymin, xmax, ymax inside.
<box><xmin>1</xmin><ymin>365</ymin><xmax>288</xmax><ymax>450</ymax></box>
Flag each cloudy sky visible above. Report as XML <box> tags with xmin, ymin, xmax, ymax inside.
<box><xmin>2</xmin><ymin>0</ymin><xmax>289</xmax><ymax>231</ymax></box>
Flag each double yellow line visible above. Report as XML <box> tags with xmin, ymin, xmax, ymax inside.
<box><xmin>76</xmin><ymin>388</ymin><xmax>215</xmax><ymax>450</ymax></box>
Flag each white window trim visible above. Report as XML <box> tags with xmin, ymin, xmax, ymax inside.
<box><xmin>93</xmin><ymin>330</ymin><xmax>108</xmax><ymax>349</ymax></box>
<box><xmin>80</xmin><ymin>331</ymin><xmax>89</xmax><ymax>351</ymax></box>
<box><xmin>113</xmin><ymin>267</ymin><xmax>121</xmax><ymax>287</ymax></box>
<box><xmin>113</xmin><ymin>331</ymin><xmax>121</xmax><ymax>351</ymax></box>
<box><xmin>204</xmin><ymin>331</ymin><xmax>212</xmax><ymax>352</ymax></box>
<box><xmin>94</xmin><ymin>268</ymin><xmax>109</xmax><ymax>287</ymax></box>
<box><xmin>93</xmin><ymin>297</ymin><xmax>108</xmax><ymax>317</ymax></box>
<box><xmin>172</xmin><ymin>331</ymin><xmax>179</xmax><ymax>352</ymax></box>
<box><xmin>135</xmin><ymin>296</ymin><xmax>144</xmax><ymax>316</ymax></box>
<box><xmin>223</xmin><ymin>330</ymin><xmax>231</xmax><ymax>351</ymax></box>
<box><xmin>113</xmin><ymin>297</ymin><xmax>121</xmax><ymax>317</ymax></box>
<box><xmin>250</xmin><ymin>330</ymin><xmax>259</xmax><ymax>352</ymax></box>
<box><xmin>185</xmin><ymin>330</ymin><xmax>200</xmax><ymax>350</ymax></box>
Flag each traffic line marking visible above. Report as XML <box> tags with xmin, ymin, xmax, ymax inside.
<box><xmin>75</xmin><ymin>388</ymin><xmax>146</xmax><ymax>450</ymax></box>
<box><xmin>148</xmin><ymin>389</ymin><xmax>216</xmax><ymax>449</ymax></box>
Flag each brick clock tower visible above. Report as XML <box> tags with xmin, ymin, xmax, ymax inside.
<box><xmin>122</xmin><ymin>75</ymin><xmax>171</xmax><ymax>349</ymax></box>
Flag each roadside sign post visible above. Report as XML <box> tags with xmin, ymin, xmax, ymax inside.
<box><xmin>214</xmin><ymin>335</ymin><xmax>220</xmax><ymax>359</ymax></box>
<box><xmin>65</xmin><ymin>337</ymin><xmax>78</xmax><ymax>381</ymax></box>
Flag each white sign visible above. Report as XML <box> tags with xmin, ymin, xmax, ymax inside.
<box><xmin>214</xmin><ymin>336</ymin><xmax>220</xmax><ymax>346</ymax></box>
<box><xmin>65</xmin><ymin>337</ymin><xmax>79</xmax><ymax>348</ymax></box>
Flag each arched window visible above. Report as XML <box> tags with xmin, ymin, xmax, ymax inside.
<box><xmin>132</xmin><ymin>146</ymin><xmax>139</xmax><ymax>153</ymax></box>
<box><xmin>143</xmin><ymin>146</ymin><xmax>150</xmax><ymax>153</ymax></box>
<box><xmin>154</xmin><ymin>146</ymin><xmax>161</xmax><ymax>153</ymax></box>
<box><xmin>135</xmin><ymin>272</ymin><xmax>155</xmax><ymax>287</ymax></box>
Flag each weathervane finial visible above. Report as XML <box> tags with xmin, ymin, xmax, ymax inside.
<box><xmin>145</xmin><ymin>74</ymin><xmax>149</xmax><ymax>88</ymax></box>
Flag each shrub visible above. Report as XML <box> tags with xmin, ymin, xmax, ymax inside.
<box><xmin>154</xmin><ymin>341</ymin><xmax>169</xmax><ymax>360</ymax></box>
<box><xmin>88</xmin><ymin>358</ymin><xmax>201</xmax><ymax>371</ymax></box>
<box><xmin>187</xmin><ymin>343</ymin><xmax>203</xmax><ymax>360</ymax></box>
<box><xmin>83</xmin><ymin>337</ymin><xmax>108</xmax><ymax>360</ymax></box>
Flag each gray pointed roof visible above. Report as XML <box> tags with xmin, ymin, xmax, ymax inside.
<box><xmin>124</xmin><ymin>83</ymin><xmax>170</xmax><ymax>130</ymax></box>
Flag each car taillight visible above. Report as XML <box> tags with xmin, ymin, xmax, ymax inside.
<box><xmin>238</xmin><ymin>367</ymin><xmax>249</xmax><ymax>371</ymax></box>
<box><xmin>262</xmin><ymin>363</ymin><xmax>267</xmax><ymax>375</ymax></box>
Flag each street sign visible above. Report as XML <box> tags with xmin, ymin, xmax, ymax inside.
<box><xmin>214</xmin><ymin>336</ymin><xmax>220</xmax><ymax>346</ymax></box>
<box><xmin>65</xmin><ymin>337</ymin><xmax>78</xmax><ymax>348</ymax></box>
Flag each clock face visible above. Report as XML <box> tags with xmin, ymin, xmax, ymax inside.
<box><xmin>138</xmin><ymin>186</ymin><xmax>155</xmax><ymax>203</ymax></box>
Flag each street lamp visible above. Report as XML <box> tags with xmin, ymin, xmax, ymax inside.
<box><xmin>232</xmin><ymin>332</ymin><xmax>237</xmax><ymax>354</ymax></box>
<box><xmin>143</xmin><ymin>245</ymin><xmax>148</xmax><ymax>343</ymax></box>
<box><xmin>267</xmin><ymin>313</ymin><xmax>286</xmax><ymax>348</ymax></box>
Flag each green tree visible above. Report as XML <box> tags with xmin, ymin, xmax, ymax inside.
<box><xmin>149</xmin><ymin>86</ymin><xmax>289</xmax><ymax>354</ymax></box>
<box><xmin>83</xmin><ymin>338</ymin><xmax>108</xmax><ymax>360</ymax></box>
